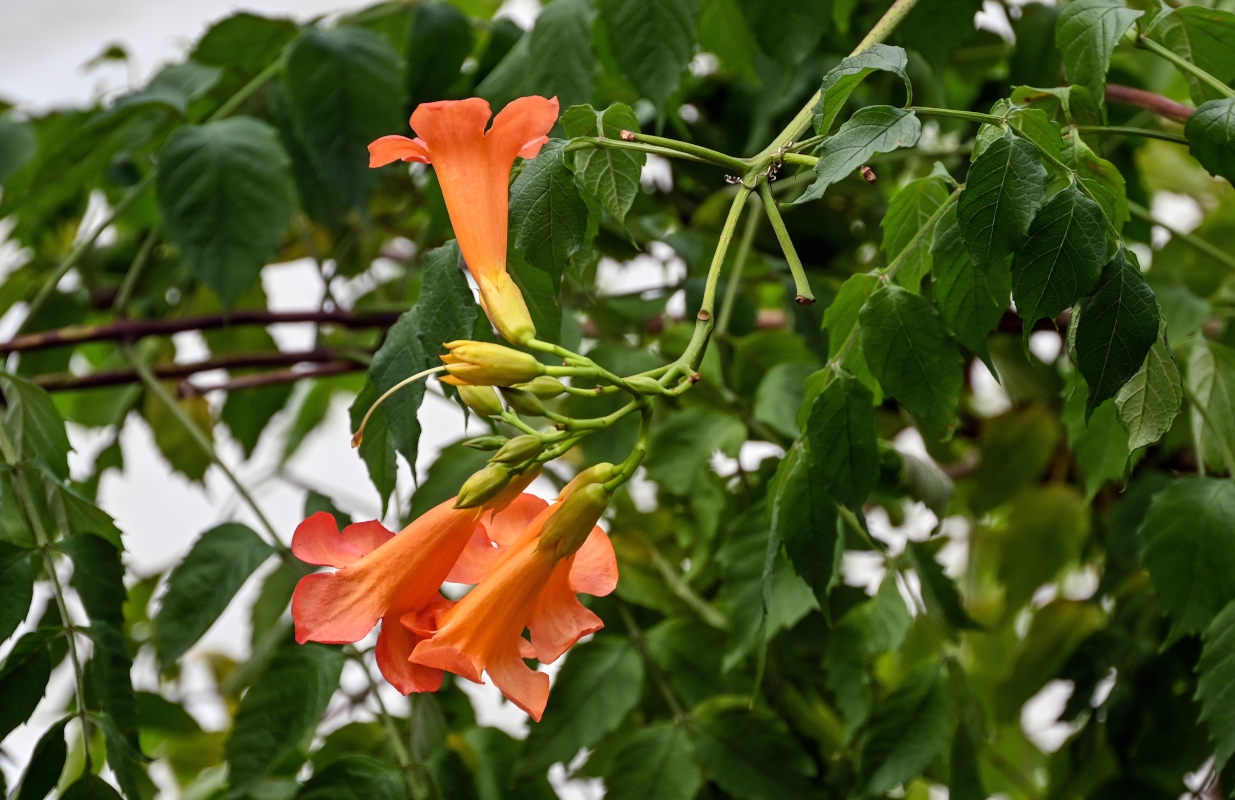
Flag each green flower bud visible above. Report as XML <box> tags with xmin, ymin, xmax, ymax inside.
<box><xmin>455</xmin><ymin>463</ymin><xmax>513</xmax><ymax>509</ymax></box>
<box><xmin>623</xmin><ymin>375</ymin><xmax>664</xmax><ymax>394</ymax></box>
<box><xmin>515</xmin><ymin>376</ymin><xmax>567</xmax><ymax>398</ymax></box>
<box><xmin>558</xmin><ymin>462</ymin><xmax>617</xmax><ymax>500</ymax></box>
<box><xmin>440</xmin><ymin>340</ymin><xmax>545</xmax><ymax>386</ymax></box>
<box><xmin>457</xmin><ymin>385</ymin><xmax>504</xmax><ymax>417</ymax></box>
<box><xmin>500</xmin><ymin>387</ymin><xmax>545</xmax><ymax>416</ymax></box>
<box><xmin>537</xmin><ymin>483</ymin><xmax>612</xmax><ymax>559</ymax></box>
<box><xmin>463</xmin><ymin>435</ymin><xmax>507</xmax><ymax>451</ymax></box>
<box><xmin>491</xmin><ymin>434</ymin><xmax>544</xmax><ymax>465</ymax></box>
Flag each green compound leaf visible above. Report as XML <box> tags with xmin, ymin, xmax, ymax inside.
<box><xmin>956</xmin><ymin>131</ymin><xmax>1047</xmax><ymax>271</ymax></box>
<box><xmin>599</xmin><ymin>0</ymin><xmax>699</xmax><ymax>110</ymax></box>
<box><xmin>804</xmin><ymin>369</ymin><xmax>878</xmax><ymax>509</ymax></box>
<box><xmin>881</xmin><ymin>174</ymin><xmax>950</xmax><ymax>291</ymax></box>
<box><xmin>155</xmin><ymin>117</ymin><xmax>295</xmax><ymax>307</ymax></box>
<box><xmin>562</xmin><ymin>103</ymin><xmax>645</xmax><ymax>223</ymax></box>
<box><xmin>1011</xmin><ymin>183</ymin><xmax>1110</xmax><ymax>333</ymax></box>
<box><xmin>932</xmin><ymin>206</ymin><xmax>1008</xmax><ymax>366</ymax></box>
<box><xmin>1055</xmin><ymin>0</ymin><xmax>1142</xmax><ymax>103</ymax></box>
<box><xmin>1075</xmin><ymin>248</ymin><xmax>1159</xmax><ymax>415</ymax></box>
<box><xmin>152</xmin><ymin>523</ymin><xmax>275</xmax><ymax>671</ymax></box>
<box><xmin>813</xmin><ymin>43</ymin><xmax>911</xmax><ymax>136</ymax></box>
<box><xmin>797</xmin><ymin>106</ymin><xmax>921</xmax><ymax>204</ymax></box>
<box><xmin>1197</xmin><ymin>599</ymin><xmax>1235</xmax><ymax>772</ymax></box>
<box><xmin>602</xmin><ymin>722</ymin><xmax>703</xmax><ymax>800</ymax></box>
<box><xmin>1186</xmin><ymin>98</ymin><xmax>1235</xmax><ymax>185</ymax></box>
<box><xmin>859</xmin><ymin>285</ymin><xmax>964</xmax><ymax>440</ymax></box>
<box><xmin>1115</xmin><ymin>327</ymin><xmax>1181</xmax><ymax>451</ymax></box>
<box><xmin>510</xmin><ymin>140</ymin><xmax>589</xmax><ymax>278</ymax></box>
<box><xmin>1141</xmin><ymin>478</ymin><xmax>1235</xmax><ymax>641</ymax></box>
<box><xmin>0</xmin><ymin>632</ymin><xmax>51</xmax><ymax>742</ymax></box>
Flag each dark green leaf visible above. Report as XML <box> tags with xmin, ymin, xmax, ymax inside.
<box><xmin>13</xmin><ymin>717</ymin><xmax>68</xmax><ymax>800</ymax></box>
<box><xmin>881</xmin><ymin>175</ymin><xmax>949</xmax><ymax>290</ymax></box>
<box><xmin>192</xmin><ymin>12</ymin><xmax>299</xmax><ymax>74</ymax></box>
<box><xmin>697</xmin><ymin>0</ymin><xmax>758</xmax><ymax>82</ymax></box>
<box><xmin>859</xmin><ymin>285</ymin><xmax>964</xmax><ymax>439</ymax></box>
<box><xmin>692</xmin><ymin>698</ymin><xmax>818</xmax><ymax>800</ymax></box>
<box><xmin>283</xmin><ymin>26</ymin><xmax>405</xmax><ymax>208</ymax></box>
<box><xmin>1186</xmin><ymin>98</ymin><xmax>1235</xmax><ymax>185</ymax></box>
<box><xmin>477</xmin><ymin>0</ymin><xmax>596</xmax><ymax>109</ymax></box>
<box><xmin>896</xmin><ymin>0</ymin><xmax>982</xmax><ymax>64</ymax></box>
<box><xmin>812</xmin><ymin>44</ymin><xmax>912</xmax><ymax>136</ymax></box>
<box><xmin>599</xmin><ymin>0</ymin><xmax>700</xmax><ymax>109</ymax></box>
<box><xmin>350</xmin><ymin>380</ymin><xmax>396</xmax><ymax>516</ymax></box>
<box><xmin>1055</xmin><ymin>0</ymin><xmax>1142</xmax><ymax>102</ymax></box>
<box><xmin>1187</xmin><ymin>340</ymin><xmax>1235</xmax><ymax>474</ymax></box>
<box><xmin>0</xmin><ymin>112</ymin><xmax>38</xmax><ymax>185</ymax></box>
<box><xmin>797</xmin><ymin>107</ymin><xmax>921</xmax><ymax>203</ymax></box>
<box><xmin>405</xmin><ymin>3</ymin><xmax>474</xmax><ymax>108</ymax></box>
<box><xmin>646</xmin><ymin>407</ymin><xmax>745</xmax><ymax>492</ymax></box>
<box><xmin>1011</xmin><ymin>183</ymin><xmax>1110</xmax><ymax>331</ymax></box>
<box><xmin>970</xmin><ymin>405</ymin><xmax>1061</xmax><ymax>513</ymax></box>
<box><xmin>153</xmin><ymin>523</ymin><xmax>274</xmax><ymax>670</ymax></box>
<box><xmin>932</xmin><ymin>206</ymin><xmax>1007</xmax><ymax>364</ymax></box>
<box><xmin>61</xmin><ymin>775</ymin><xmax>124</xmax><ymax>800</ymax></box>
<box><xmin>96</xmin><ymin>712</ymin><xmax>149</xmax><ymax>800</ymax></box>
<box><xmin>108</xmin><ymin>61</ymin><xmax>221</xmax><ymax>118</ymax></box>
<box><xmin>1141</xmin><ymin>478</ymin><xmax>1235</xmax><ymax>640</ymax></box>
<box><xmin>770</xmin><ymin>443</ymin><xmax>841</xmax><ymax>610</ymax></box>
<box><xmin>804</xmin><ymin>370</ymin><xmax>877</xmax><ymax>509</ymax></box>
<box><xmin>0</xmin><ymin>372</ymin><xmax>71</xmax><ymax>479</ymax></box>
<box><xmin>61</xmin><ymin>533</ymin><xmax>125</xmax><ymax>627</ymax></box>
<box><xmin>0</xmin><ymin>633</ymin><xmax>51</xmax><ymax>742</ymax></box>
<box><xmin>0</xmin><ymin>550</ymin><xmax>34</xmax><ymax>644</ymax></box>
<box><xmin>857</xmin><ymin>665</ymin><xmax>954</xmax><ymax>797</ymax></box>
<box><xmin>1076</xmin><ymin>248</ymin><xmax>1159</xmax><ymax>415</ymax></box>
<box><xmin>1115</xmin><ymin>327</ymin><xmax>1181</xmax><ymax>451</ymax></box>
<box><xmin>603</xmin><ymin>722</ymin><xmax>703</xmax><ymax>800</ymax></box>
<box><xmin>1000</xmin><ymin>485</ymin><xmax>1090</xmax><ymax>611</ymax></box>
<box><xmin>974</xmin><ymin>102</ymin><xmax>1063</xmax><ymax>162</ymax></box>
<box><xmin>745</xmin><ymin>0</ymin><xmax>827</xmax><ymax>66</ymax></box>
<box><xmin>226</xmin><ymin>640</ymin><xmax>345</xmax><ymax>792</ymax></box>
<box><xmin>296</xmin><ymin>756</ymin><xmax>404</xmax><ymax>800</ymax></box>
<box><xmin>562</xmin><ymin>103</ymin><xmax>644</xmax><ymax>223</ymax></box>
<box><xmin>51</xmin><ymin>482</ymin><xmax>123</xmax><ymax>549</ymax></box>
<box><xmin>156</xmin><ymin>117</ymin><xmax>295</xmax><ymax>306</ymax></box>
<box><xmin>950</xmin><ymin>718</ymin><xmax>986</xmax><ymax>800</ymax></box>
<box><xmin>1061</xmin><ymin>129</ymin><xmax>1128</xmax><ymax>229</ymax></box>
<box><xmin>956</xmin><ymin>132</ymin><xmax>1047</xmax><ymax>270</ymax></box>
<box><xmin>1197</xmin><ymin>599</ymin><xmax>1235</xmax><ymax>771</ymax></box>
<box><xmin>823</xmin><ymin>273</ymin><xmax>881</xmax><ymax>398</ymax></box>
<box><xmin>1150</xmin><ymin>7</ymin><xmax>1235</xmax><ymax>103</ymax></box>
<box><xmin>1065</xmin><ymin>390</ymin><xmax>1132</xmax><ymax>502</ymax></box>
<box><xmin>753</xmin><ymin>362</ymin><xmax>817</xmax><ymax>439</ymax></box>
<box><xmin>998</xmin><ymin>600</ymin><xmax>1102</xmax><ymax>719</ymax></box>
<box><xmin>510</xmin><ymin>140</ymin><xmax>589</xmax><ymax>278</ymax></box>
<box><xmin>524</xmin><ymin>638</ymin><xmax>644</xmax><ymax>771</ymax></box>
<box><xmin>905</xmin><ymin>541</ymin><xmax>979</xmax><ymax>631</ymax></box>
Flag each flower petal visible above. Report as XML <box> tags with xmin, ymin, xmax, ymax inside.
<box><xmin>410</xmin><ymin>637</ymin><xmax>485</xmax><ymax>684</ymax></box>
<box><xmin>485</xmin><ymin>641</ymin><xmax>551</xmax><ymax>722</ymax></box>
<box><xmin>293</xmin><ymin>512</ymin><xmax>369</xmax><ymax>568</ymax></box>
<box><xmin>488</xmin><ymin>95</ymin><xmax>559</xmax><ymax>159</ymax></box>
<box><xmin>528</xmin><ymin>560</ymin><xmax>604</xmax><ymax>663</ymax></box>
<box><xmin>368</xmin><ymin>135</ymin><xmax>430</xmax><ymax>167</ymax></box>
<box><xmin>291</xmin><ymin>572</ymin><xmax>385</xmax><ymax>644</ymax></box>
<box><xmin>485</xmin><ymin>493</ymin><xmax>549</xmax><ymax>547</ymax></box>
<box><xmin>340</xmin><ymin>520</ymin><xmax>395</xmax><ymax>556</ymax></box>
<box><xmin>409</xmin><ymin>97</ymin><xmax>493</xmax><ymax>152</ymax></box>
<box><xmin>375</xmin><ymin>613</ymin><xmax>444</xmax><ymax>694</ymax></box>
<box><xmin>444</xmin><ymin>525</ymin><xmax>498</xmax><ymax>585</ymax></box>
<box><xmin>568</xmin><ymin>527</ymin><xmax>618</xmax><ymax>596</ymax></box>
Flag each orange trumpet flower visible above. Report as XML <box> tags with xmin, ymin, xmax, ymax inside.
<box><xmin>369</xmin><ymin>96</ymin><xmax>559</xmax><ymax>344</ymax></box>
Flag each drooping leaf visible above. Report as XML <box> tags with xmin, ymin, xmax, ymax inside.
<box><xmin>61</xmin><ymin>775</ymin><xmax>124</xmax><ymax>800</ymax></box>
<box><xmin>812</xmin><ymin>44</ymin><xmax>912</xmax><ymax>136</ymax></box>
<box><xmin>0</xmin><ymin>372</ymin><xmax>71</xmax><ymax>480</ymax></box>
<box><xmin>524</xmin><ymin>638</ymin><xmax>644</xmax><ymax>772</ymax></box>
<box><xmin>349</xmin><ymin>380</ymin><xmax>396</xmax><ymax>513</ymax></box>
<box><xmin>1186</xmin><ymin>98</ymin><xmax>1235</xmax><ymax>185</ymax></box>
<box><xmin>1197</xmin><ymin>599</ymin><xmax>1235</xmax><ymax>771</ymax></box>
<box><xmin>881</xmin><ymin>175</ymin><xmax>949</xmax><ymax>290</ymax></box>
<box><xmin>804</xmin><ymin>370</ymin><xmax>878</xmax><ymax>509</ymax></box>
<box><xmin>599</xmin><ymin>0</ymin><xmax>699</xmax><ymax>110</ymax></box>
<box><xmin>770</xmin><ymin>443</ymin><xmax>841</xmax><ymax>609</ymax></box>
<box><xmin>153</xmin><ymin>523</ymin><xmax>275</xmax><ymax>671</ymax></box>
<box><xmin>931</xmin><ymin>206</ymin><xmax>1007</xmax><ymax>364</ymax></box>
<box><xmin>857</xmin><ymin>665</ymin><xmax>954</xmax><ymax>797</ymax></box>
<box><xmin>1061</xmin><ymin>128</ymin><xmax>1129</xmax><ymax>229</ymax></box>
<box><xmin>0</xmin><ymin>548</ymin><xmax>35</xmax><ymax>644</ymax></box>
<box><xmin>1141</xmin><ymin>478</ymin><xmax>1235</xmax><ymax>640</ymax></box>
<box><xmin>602</xmin><ymin>722</ymin><xmax>703</xmax><ymax>800</ymax></box>
<box><xmin>510</xmin><ymin>140</ymin><xmax>589</xmax><ymax>278</ymax></box>
<box><xmin>562</xmin><ymin>103</ymin><xmax>645</xmax><ymax>224</ymax></box>
<box><xmin>0</xmin><ymin>632</ymin><xmax>52</xmax><ymax>742</ymax></box>
<box><xmin>12</xmin><ymin>717</ymin><xmax>69</xmax><ymax>800</ymax></box>
<box><xmin>1115</xmin><ymin>328</ymin><xmax>1181</xmax><ymax>451</ymax></box>
<box><xmin>1011</xmin><ymin>183</ymin><xmax>1110</xmax><ymax>332</ymax></box>
<box><xmin>956</xmin><ymin>131</ymin><xmax>1047</xmax><ymax>270</ymax></box>
<box><xmin>691</xmin><ymin>698</ymin><xmax>818</xmax><ymax>800</ymax></box>
<box><xmin>50</xmin><ymin>481</ymin><xmax>123</xmax><ymax>549</ymax></box>
<box><xmin>797</xmin><ymin>106</ymin><xmax>921</xmax><ymax>203</ymax></box>
<box><xmin>1055</xmin><ymin>0</ymin><xmax>1142</xmax><ymax>102</ymax></box>
<box><xmin>156</xmin><ymin>117</ymin><xmax>296</xmax><ymax>306</ymax></box>
<box><xmin>859</xmin><ymin>285</ymin><xmax>964</xmax><ymax>439</ymax></box>
<box><xmin>1075</xmin><ymin>249</ymin><xmax>1159</xmax><ymax>415</ymax></box>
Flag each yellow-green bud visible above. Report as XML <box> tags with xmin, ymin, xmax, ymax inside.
<box><xmin>515</xmin><ymin>376</ymin><xmax>567</xmax><ymax>398</ymax></box>
<box><xmin>456</xmin><ymin>384</ymin><xmax>504</xmax><ymax>417</ymax></box>
<box><xmin>623</xmin><ymin>375</ymin><xmax>664</xmax><ymax>394</ymax></box>
<box><xmin>440</xmin><ymin>341</ymin><xmax>545</xmax><ymax>386</ymax></box>
<box><xmin>491</xmin><ymin>434</ymin><xmax>544</xmax><ymax>465</ymax></box>
<box><xmin>455</xmin><ymin>463</ymin><xmax>513</xmax><ymax>508</ymax></box>
<box><xmin>538</xmin><ymin>483</ymin><xmax>611</xmax><ymax>559</ymax></box>
<box><xmin>463</xmin><ymin>435</ymin><xmax>507</xmax><ymax>451</ymax></box>
<box><xmin>558</xmin><ymin>462</ymin><xmax>617</xmax><ymax>501</ymax></box>
<box><xmin>485</xmin><ymin>467</ymin><xmax>541</xmax><ymax>513</ymax></box>
<box><xmin>500</xmin><ymin>387</ymin><xmax>545</xmax><ymax>416</ymax></box>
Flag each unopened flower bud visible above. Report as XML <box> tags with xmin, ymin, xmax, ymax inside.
<box><xmin>515</xmin><ymin>376</ymin><xmax>566</xmax><ymax>398</ymax></box>
<box><xmin>457</xmin><ymin>384</ymin><xmax>504</xmax><ymax>417</ymax></box>
<box><xmin>463</xmin><ymin>435</ymin><xmax>507</xmax><ymax>451</ymax></box>
<box><xmin>538</xmin><ymin>483</ymin><xmax>611</xmax><ymax>559</ymax></box>
<box><xmin>440</xmin><ymin>341</ymin><xmax>545</xmax><ymax>386</ymax></box>
<box><xmin>486</xmin><ymin>467</ymin><xmax>541</xmax><ymax>513</ymax></box>
<box><xmin>491</xmin><ymin>434</ymin><xmax>544</xmax><ymax>465</ymax></box>
<box><xmin>455</xmin><ymin>463</ymin><xmax>513</xmax><ymax>509</ymax></box>
<box><xmin>623</xmin><ymin>375</ymin><xmax>664</xmax><ymax>394</ymax></box>
<box><xmin>500</xmin><ymin>387</ymin><xmax>545</xmax><ymax>416</ymax></box>
<box><xmin>558</xmin><ymin>462</ymin><xmax>617</xmax><ymax>501</ymax></box>
<box><xmin>476</xmin><ymin>270</ymin><xmax>536</xmax><ymax>345</ymax></box>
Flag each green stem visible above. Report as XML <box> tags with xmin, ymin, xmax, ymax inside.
<box><xmin>605</xmin><ymin>402</ymin><xmax>653</xmax><ymax>490</ymax></box>
<box><xmin>1129</xmin><ymin>200</ymin><xmax>1235</xmax><ymax>274</ymax></box>
<box><xmin>758</xmin><ymin>181</ymin><xmax>815</xmax><ymax>303</ymax></box>
<box><xmin>125</xmin><ymin>346</ymin><xmax>289</xmax><ymax>553</ymax></box>
<box><xmin>353</xmin><ymin>366</ymin><xmax>448</xmax><ymax>446</ymax></box>
<box><xmin>619</xmin><ymin>131</ymin><xmax>749</xmax><ymax>171</ymax></box>
<box><xmin>1137</xmin><ymin>36</ymin><xmax>1235</xmax><ymax>99</ymax></box>
<box><xmin>753</xmin><ymin>0</ymin><xmax>923</xmax><ymax>162</ymax></box>
<box><xmin>879</xmin><ymin>187</ymin><xmax>960</xmax><ymax>280</ymax></box>
<box><xmin>910</xmin><ymin>106</ymin><xmax>1004</xmax><ymax>126</ymax></box>
<box><xmin>205</xmin><ymin>59</ymin><xmax>284</xmax><ymax>122</ymax></box>
<box><xmin>716</xmin><ymin>193</ymin><xmax>763</xmax><ymax>337</ymax></box>
<box><xmin>111</xmin><ymin>226</ymin><xmax>161</xmax><ymax>313</ymax></box>
<box><xmin>564</xmin><ymin>137</ymin><xmax>718</xmax><ymax>166</ymax></box>
<box><xmin>1073</xmin><ymin>124</ymin><xmax>1189</xmax><ymax>145</ymax></box>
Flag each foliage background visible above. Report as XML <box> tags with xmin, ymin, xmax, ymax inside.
<box><xmin>2</xmin><ymin>0</ymin><xmax>1235</xmax><ymax>799</ymax></box>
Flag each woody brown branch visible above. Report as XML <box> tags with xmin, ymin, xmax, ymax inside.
<box><xmin>0</xmin><ymin>309</ymin><xmax>403</xmax><ymax>355</ymax></box>
<box><xmin>178</xmin><ymin>361</ymin><xmax>362</xmax><ymax>396</ymax></box>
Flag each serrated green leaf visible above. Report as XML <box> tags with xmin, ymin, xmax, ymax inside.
<box><xmin>882</xmin><ymin>175</ymin><xmax>949</xmax><ymax>290</ymax></box>
<box><xmin>1115</xmin><ymin>328</ymin><xmax>1181</xmax><ymax>450</ymax></box>
<box><xmin>1186</xmin><ymin>340</ymin><xmax>1235</xmax><ymax>474</ymax></box>
<box><xmin>692</xmin><ymin>698</ymin><xmax>817</xmax><ymax>800</ymax></box>
<box><xmin>226</xmin><ymin>640</ymin><xmax>344</xmax><ymax>792</ymax></box>
<box><xmin>1061</xmin><ymin>129</ymin><xmax>1128</xmax><ymax>229</ymax></box>
<box><xmin>804</xmin><ymin>370</ymin><xmax>878</xmax><ymax>509</ymax></box>
<box><xmin>296</xmin><ymin>756</ymin><xmax>404</xmax><ymax>800</ymax></box>
<box><xmin>1141</xmin><ymin>478</ymin><xmax>1235</xmax><ymax>640</ymax></box>
<box><xmin>972</xmin><ymin>105</ymin><xmax>1062</xmax><ymax>162</ymax></box>
<box><xmin>477</xmin><ymin>0</ymin><xmax>596</xmax><ymax>109</ymax></box>
<box><xmin>603</xmin><ymin>722</ymin><xmax>702</xmax><ymax>800</ymax></box>
<box><xmin>510</xmin><ymin>140</ymin><xmax>589</xmax><ymax>278</ymax></box>
<box><xmin>283</xmin><ymin>26</ymin><xmax>405</xmax><ymax>208</ymax></box>
<box><xmin>859</xmin><ymin>285</ymin><xmax>964</xmax><ymax>439</ymax></box>
<box><xmin>1197</xmin><ymin>599</ymin><xmax>1235</xmax><ymax>771</ymax></box>
<box><xmin>96</xmin><ymin>711</ymin><xmax>150</xmax><ymax>800</ymax></box>
<box><xmin>0</xmin><ymin>549</ymin><xmax>34</xmax><ymax>644</ymax></box>
<box><xmin>797</xmin><ymin>106</ymin><xmax>921</xmax><ymax>203</ymax></box>
<box><xmin>1150</xmin><ymin>6</ymin><xmax>1235</xmax><ymax>103</ymax></box>
<box><xmin>770</xmin><ymin>443</ymin><xmax>841</xmax><ymax>609</ymax></box>
<box><xmin>1055</xmin><ymin>0</ymin><xmax>1142</xmax><ymax>103</ymax></box>
<box><xmin>12</xmin><ymin>717</ymin><xmax>68</xmax><ymax>800</ymax></box>
<box><xmin>957</xmin><ymin>132</ymin><xmax>1047</xmax><ymax>270</ymax></box>
<box><xmin>1012</xmin><ymin>183</ymin><xmax>1110</xmax><ymax>331</ymax></box>
<box><xmin>0</xmin><ymin>372</ymin><xmax>71</xmax><ymax>480</ymax></box>
<box><xmin>405</xmin><ymin>3</ymin><xmax>473</xmax><ymax>108</ymax></box>
<box><xmin>156</xmin><ymin>117</ymin><xmax>295</xmax><ymax>306</ymax></box>
<box><xmin>647</xmin><ymin>407</ymin><xmax>745</xmax><ymax>491</ymax></box>
<box><xmin>932</xmin><ymin>206</ymin><xmax>1007</xmax><ymax>364</ymax></box>
<box><xmin>153</xmin><ymin>523</ymin><xmax>274</xmax><ymax>671</ymax></box>
<box><xmin>524</xmin><ymin>638</ymin><xmax>643</xmax><ymax>771</ymax></box>
<box><xmin>599</xmin><ymin>0</ymin><xmax>699</xmax><ymax>109</ymax></box>
<box><xmin>812</xmin><ymin>44</ymin><xmax>912</xmax><ymax>136</ymax></box>
<box><xmin>1186</xmin><ymin>98</ymin><xmax>1235</xmax><ymax>185</ymax></box>
<box><xmin>823</xmin><ymin>273</ymin><xmax>881</xmax><ymax>399</ymax></box>
<box><xmin>0</xmin><ymin>632</ymin><xmax>51</xmax><ymax>742</ymax></box>
<box><xmin>562</xmin><ymin>103</ymin><xmax>644</xmax><ymax>223</ymax></box>
<box><xmin>857</xmin><ymin>665</ymin><xmax>954</xmax><ymax>797</ymax></box>
<box><xmin>192</xmin><ymin>12</ymin><xmax>299</xmax><ymax>74</ymax></box>
<box><xmin>51</xmin><ymin>481</ymin><xmax>123</xmax><ymax>549</ymax></box>
<box><xmin>1076</xmin><ymin>249</ymin><xmax>1159</xmax><ymax>414</ymax></box>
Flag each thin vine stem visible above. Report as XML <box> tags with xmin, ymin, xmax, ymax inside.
<box><xmin>716</xmin><ymin>191</ymin><xmax>764</xmax><ymax>337</ymax></box>
<box><xmin>1073</xmin><ymin>124</ymin><xmax>1189</xmax><ymax>145</ymax></box>
<box><xmin>757</xmin><ymin>180</ymin><xmax>815</xmax><ymax>303</ymax></box>
<box><xmin>1137</xmin><ymin>36</ymin><xmax>1235</xmax><ymax>99</ymax></box>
